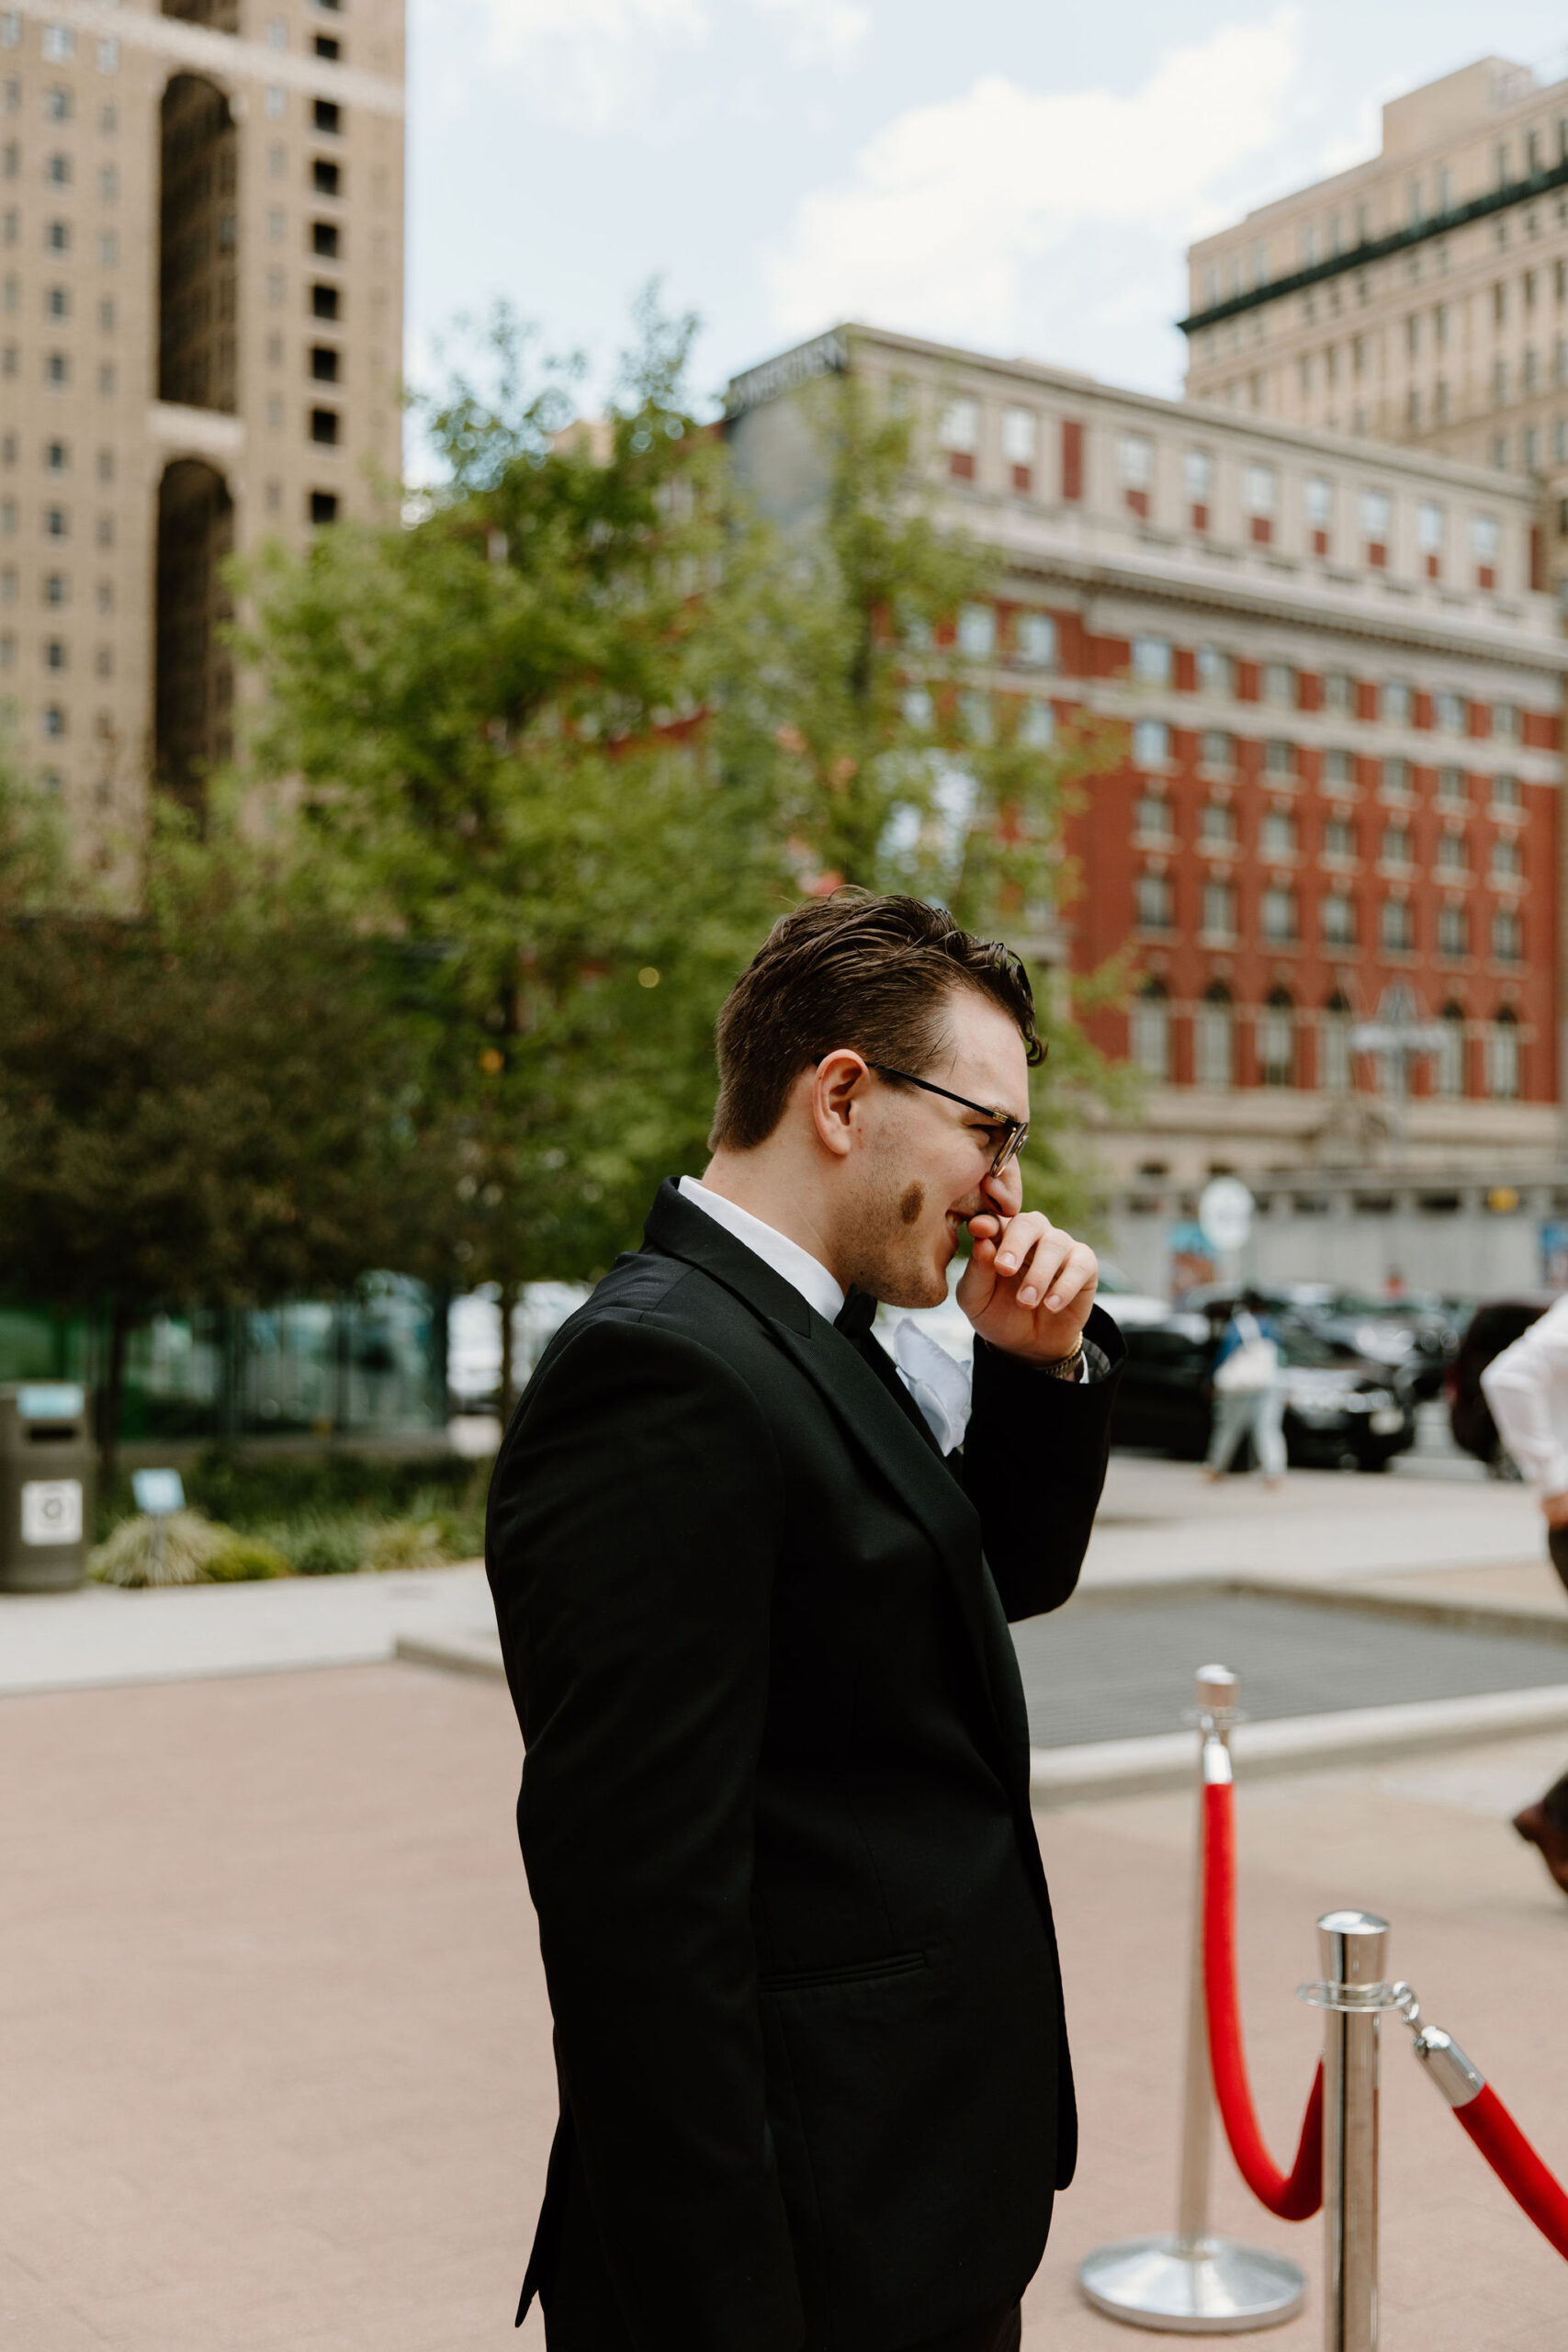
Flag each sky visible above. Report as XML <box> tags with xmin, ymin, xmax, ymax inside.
<box><xmin>403</xmin><ymin>0</ymin><xmax>1568</xmax><ymax>438</ymax></box>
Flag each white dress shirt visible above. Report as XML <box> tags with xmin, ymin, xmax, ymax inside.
<box><xmin>1480</xmin><ymin>1294</ymin><xmax>1568</xmax><ymax>1497</ymax></box>
<box><xmin>677</xmin><ymin>1175</ymin><xmax>975</xmax><ymax>1452</ymax></box>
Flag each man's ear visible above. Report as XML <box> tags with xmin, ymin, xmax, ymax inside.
<box><xmin>811</xmin><ymin>1049</ymin><xmax>870</xmax><ymax>1160</ymax></box>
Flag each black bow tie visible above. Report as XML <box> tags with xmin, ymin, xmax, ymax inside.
<box><xmin>834</xmin><ymin>1286</ymin><xmax>878</xmax><ymax>1342</ymax></box>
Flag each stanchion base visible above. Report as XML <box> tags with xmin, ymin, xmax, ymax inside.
<box><xmin>1078</xmin><ymin>2234</ymin><xmax>1306</xmax><ymax>2334</ymax></box>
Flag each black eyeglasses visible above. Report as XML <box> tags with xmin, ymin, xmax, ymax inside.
<box><xmin>869</xmin><ymin>1065</ymin><xmax>1029</xmax><ymax>1176</ymax></box>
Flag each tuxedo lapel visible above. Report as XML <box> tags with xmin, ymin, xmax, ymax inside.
<box><xmin>642</xmin><ymin>1182</ymin><xmax>996</xmax><ymax>1704</ymax></box>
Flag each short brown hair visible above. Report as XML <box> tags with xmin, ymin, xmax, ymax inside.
<box><xmin>709</xmin><ymin>890</ymin><xmax>1042</xmax><ymax>1152</ymax></box>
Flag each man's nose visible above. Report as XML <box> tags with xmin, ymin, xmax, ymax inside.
<box><xmin>979</xmin><ymin>1159</ymin><xmax>1023</xmax><ymax>1217</ymax></box>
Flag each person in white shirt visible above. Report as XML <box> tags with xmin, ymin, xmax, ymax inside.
<box><xmin>1481</xmin><ymin>1295</ymin><xmax>1568</xmax><ymax>1894</ymax></box>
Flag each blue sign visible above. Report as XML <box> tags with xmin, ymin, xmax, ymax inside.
<box><xmin>131</xmin><ymin>1468</ymin><xmax>186</xmax><ymax>1517</ymax></box>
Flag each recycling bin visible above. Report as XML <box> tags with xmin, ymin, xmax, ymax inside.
<box><xmin>0</xmin><ymin>1383</ymin><xmax>95</xmax><ymax>1593</ymax></box>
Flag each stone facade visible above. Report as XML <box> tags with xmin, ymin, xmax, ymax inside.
<box><xmin>0</xmin><ymin>0</ymin><xmax>404</xmax><ymax>854</ymax></box>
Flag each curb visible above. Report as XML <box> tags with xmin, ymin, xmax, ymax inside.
<box><xmin>396</xmin><ymin>1631</ymin><xmax>507</xmax><ymax>1680</ymax></box>
<box><xmin>1030</xmin><ymin>1683</ymin><xmax>1568</xmax><ymax>1806</ymax></box>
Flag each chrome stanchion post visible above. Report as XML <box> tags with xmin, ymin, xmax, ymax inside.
<box><xmin>1078</xmin><ymin>1667</ymin><xmax>1307</xmax><ymax>2334</ymax></box>
<box><xmin>1300</xmin><ymin>1912</ymin><xmax>1398</xmax><ymax>2352</ymax></box>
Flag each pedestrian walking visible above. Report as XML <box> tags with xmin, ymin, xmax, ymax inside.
<box><xmin>1202</xmin><ymin>1289</ymin><xmax>1286</xmax><ymax>1487</ymax></box>
<box><xmin>1480</xmin><ymin>1297</ymin><xmax>1568</xmax><ymax>1896</ymax></box>
<box><xmin>485</xmin><ymin>890</ymin><xmax>1124</xmax><ymax>2352</ymax></box>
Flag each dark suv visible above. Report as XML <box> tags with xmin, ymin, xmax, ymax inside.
<box><xmin>1112</xmin><ymin>1306</ymin><xmax>1416</xmax><ymax>1472</ymax></box>
<box><xmin>1449</xmin><ymin>1295</ymin><xmax>1556</xmax><ymax>1472</ymax></box>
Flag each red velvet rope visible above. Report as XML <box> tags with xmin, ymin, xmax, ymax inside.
<box><xmin>1452</xmin><ymin>2084</ymin><xmax>1568</xmax><ymax>2263</ymax></box>
<box><xmin>1202</xmin><ymin>1776</ymin><xmax>1324</xmax><ymax>2221</ymax></box>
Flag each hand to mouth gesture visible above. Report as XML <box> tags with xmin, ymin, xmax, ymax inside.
<box><xmin>957</xmin><ymin>1211</ymin><xmax>1099</xmax><ymax>1365</ymax></box>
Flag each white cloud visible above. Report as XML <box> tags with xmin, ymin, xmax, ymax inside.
<box><xmin>749</xmin><ymin>0</ymin><xmax>870</xmax><ymax>67</ymax></box>
<box><xmin>767</xmin><ymin>12</ymin><xmax>1303</xmax><ymax>354</ymax></box>
<box><xmin>467</xmin><ymin>0</ymin><xmax>867</xmax><ymax>130</ymax></box>
<box><xmin>477</xmin><ymin>0</ymin><xmax>710</xmax><ymax>130</ymax></box>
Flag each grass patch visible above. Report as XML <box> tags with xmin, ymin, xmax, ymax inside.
<box><xmin>96</xmin><ymin>1447</ymin><xmax>493</xmax><ymax>1577</ymax></box>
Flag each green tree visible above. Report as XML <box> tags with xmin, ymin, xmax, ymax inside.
<box><xmin>0</xmin><ymin>778</ymin><xmax>441</xmax><ymax>1485</ymax></box>
<box><xmin>242</xmin><ymin>300</ymin><xmax>785</xmax><ymax>1410</ymax></box>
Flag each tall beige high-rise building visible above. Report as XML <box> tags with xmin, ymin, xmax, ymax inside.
<box><xmin>1183</xmin><ymin>56</ymin><xmax>1568</xmax><ymax>600</ymax></box>
<box><xmin>0</xmin><ymin>0</ymin><xmax>403</xmax><ymax>854</ymax></box>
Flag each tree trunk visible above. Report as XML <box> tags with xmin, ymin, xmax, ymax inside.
<box><xmin>498</xmin><ymin>1274</ymin><xmax>519</xmax><ymax>1428</ymax></box>
<box><xmin>98</xmin><ymin>1298</ymin><xmax>130</xmax><ymax>1505</ymax></box>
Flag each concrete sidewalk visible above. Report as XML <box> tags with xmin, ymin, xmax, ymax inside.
<box><xmin>4</xmin><ymin>1662</ymin><xmax>1567</xmax><ymax>2348</ymax></box>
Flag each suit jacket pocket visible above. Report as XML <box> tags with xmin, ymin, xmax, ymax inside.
<box><xmin>759</xmin><ymin>1949</ymin><xmax>926</xmax><ymax>1995</ymax></box>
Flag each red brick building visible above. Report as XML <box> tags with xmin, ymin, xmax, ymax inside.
<box><xmin>729</xmin><ymin>325</ymin><xmax>1568</xmax><ymax>1195</ymax></box>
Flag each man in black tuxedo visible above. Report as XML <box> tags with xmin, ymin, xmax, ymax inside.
<box><xmin>486</xmin><ymin>891</ymin><xmax>1124</xmax><ymax>2352</ymax></box>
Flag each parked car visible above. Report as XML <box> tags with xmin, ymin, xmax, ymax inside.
<box><xmin>1179</xmin><ymin>1283</ymin><xmax>1459</xmax><ymax>1401</ymax></box>
<box><xmin>1111</xmin><ymin>1308</ymin><xmax>1416</xmax><ymax>1472</ymax></box>
<box><xmin>1449</xmin><ymin>1295</ymin><xmax>1557</xmax><ymax>1473</ymax></box>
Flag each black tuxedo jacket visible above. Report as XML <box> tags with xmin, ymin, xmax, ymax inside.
<box><xmin>485</xmin><ymin>1180</ymin><xmax>1124</xmax><ymax>2352</ymax></box>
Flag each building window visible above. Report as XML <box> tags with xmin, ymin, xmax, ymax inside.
<box><xmin>1196</xmin><ymin>644</ymin><xmax>1234</xmax><ymax>695</ymax></box>
<box><xmin>1263</xmin><ymin>738</ymin><xmax>1296</xmax><ymax>780</ymax></box>
<box><xmin>1381</xmin><ymin>897</ymin><xmax>1415</xmax><ymax>951</ymax></box>
<box><xmin>1262</xmin><ymin>661</ymin><xmax>1296</xmax><ymax>707</ymax></box>
<box><xmin>1493</xmin><ymin>701</ymin><xmax>1520</xmax><ymax>741</ymax></box>
<box><xmin>310</xmin><ymin>405</ymin><xmax>340</xmax><ymax>445</ymax></box>
<box><xmin>1382</xmin><ymin>755</ymin><xmax>1412</xmax><ymax>797</ymax></box>
<box><xmin>313</xmin><ymin>158</ymin><xmax>342</xmax><ymax>198</ymax></box>
<box><xmin>1018</xmin><ymin>697</ymin><xmax>1055</xmax><ymax>748</ymax></box>
<box><xmin>310</xmin><ymin>489</ymin><xmax>339</xmax><ymax>525</ymax></box>
<box><xmin>45</xmin><ymin>153</ymin><xmax>70</xmax><ymax>187</ymax></box>
<box><xmin>311</xmin><ymin>220</ymin><xmax>340</xmax><ymax>258</ymax></box>
<box><xmin>1492</xmin><ymin>837</ymin><xmax>1524</xmax><ymax>883</ymax></box>
<box><xmin>1261</xmin><ymin>887</ymin><xmax>1299</xmax><ymax>942</ymax></box>
<box><xmin>313</xmin><ymin>98</ymin><xmax>342</xmax><ymax>136</ymax></box>
<box><xmin>1201</xmin><ymin>878</ymin><xmax>1236</xmax><ymax>940</ymax></box>
<box><xmin>1436</xmin><ymin>832</ymin><xmax>1469</xmax><ymax>876</ymax></box>
<box><xmin>1135</xmin><ymin>871</ymin><xmax>1175</xmax><ymax>932</ymax></box>
<box><xmin>1243</xmin><ymin>462</ymin><xmax>1276</xmax><ymax>542</ymax></box>
<box><xmin>1486</xmin><ymin>1008</ymin><xmax>1520</xmax><ymax>1097</ymax></box>
<box><xmin>1201</xmin><ymin>729</ymin><xmax>1235</xmax><ymax>769</ymax></box>
<box><xmin>1418</xmin><ymin>499</ymin><xmax>1444</xmax><ymax>577</ymax></box>
<box><xmin>1012</xmin><ymin>610</ymin><xmax>1055</xmax><ymax>668</ymax></box>
<box><xmin>1492</xmin><ymin>909</ymin><xmax>1523</xmax><ymax>963</ymax></box>
<box><xmin>1472</xmin><ymin>512</ymin><xmax>1500</xmax><ymax>588</ymax></box>
<box><xmin>1130</xmin><ymin>978</ymin><xmax>1170</xmax><ymax>1080</ymax></box>
<box><xmin>1322</xmin><ymin>891</ymin><xmax>1357</xmax><ymax>945</ymax></box>
<box><xmin>956</xmin><ymin>602</ymin><xmax>995</xmax><ymax>660</ymax></box>
<box><xmin>1360</xmin><ymin>488</ymin><xmax>1393</xmax><ymax>566</ymax></box>
<box><xmin>1186</xmin><ymin>447</ymin><xmax>1213</xmax><ymax>527</ymax></box>
<box><xmin>42</xmin><ymin>702</ymin><xmax>64</xmax><ymax>736</ymax></box>
<box><xmin>902</xmin><ymin>686</ymin><xmax>933</xmax><ymax>732</ymax></box>
<box><xmin>1196</xmin><ymin>986</ymin><xmax>1235</xmax><ymax>1086</ymax></box>
<box><xmin>1492</xmin><ymin>770</ymin><xmax>1523</xmax><ymax>808</ymax></box>
<box><xmin>1001</xmin><ymin>405</ymin><xmax>1035</xmax><ymax>492</ymax></box>
<box><xmin>1323</xmin><ymin>670</ymin><xmax>1355</xmax><ymax>715</ymax></box>
<box><xmin>1436</xmin><ymin>765</ymin><xmax>1468</xmax><ymax>807</ymax></box>
<box><xmin>1433</xmin><ymin>688</ymin><xmax>1466</xmax><ymax>733</ymax></box>
<box><xmin>1133</xmin><ymin>717</ymin><xmax>1169</xmax><ymax>765</ymax></box>
<box><xmin>1131</xmin><ymin>633</ymin><xmax>1172</xmax><ymax>684</ymax></box>
<box><xmin>1305</xmin><ymin>474</ymin><xmax>1332</xmax><ymax>553</ymax></box>
<box><xmin>1258</xmin><ymin>990</ymin><xmax>1295</xmax><ymax>1085</ymax></box>
<box><xmin>1321</xmin><ymin>748</ymin><xmax>1355</xmax><ymax>790</ymax></box>
<box><xmin>1260</xmin><ymin>808</ymin><xmax>1297</xmax><ymax>858</ymax></box>
<box><xmin>44</xmin><ymin>504</ymin><xmax>66</xmax><ymax>537</ymax></box>
<box><xmin>959</xmin><ymin>690</ymin><xmax>994</xmax><ymax>745</ymax></box>
<box><xmin>938</xmin><ymin>394</ymin><xmax>978</xmax><ymax>481</ymax></box>
<box><xmin>1437</xmin><ymin>903</ymin><xmax>1470</xmax><ymax>958</ymax></box>
<box><xmin>1134</xmin><ymin>788</ymin><xmax>1172</xmax><ymax>841</ymax></box>
<box><xmin>1382</xmin><ymin>821</ymin><xmax>1413</xmax><ymax>867</ymax></box>
<box><xmin>1321</xmin><ymin>994</ymin><xmax>1352</xmax><ymax>1091</ymax></box>
<box><xmin>1118</xmin><ymin>431</ymin><xmax>1153</xmax><ymax>515</ymax></box>
<box><xmin>1436</xmin><ymin>1003</ymin><xmax>1467</xmax><ymax>1095</ymax></box>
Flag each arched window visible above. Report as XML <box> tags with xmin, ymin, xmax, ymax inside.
<box><xmin>1320</xmin><ymin>989</ymin><xmax>1352</xmax><ymax>1092</ymax></box>
<box><xmin>1258</xmin><ymin>987</ymin><xmax>1295</xmax><ymax>1087</ymax></box>
<box><xmin>1486</xmin><ymin>1006</ymin><xmax>1520</xmax><ymax>1100</ymax></box>
<box><xmin>1130</xmin><ymin>977</ymin><xmax>1170</xmax><ymax>1080</ymax></box>
<box><xmin>1196</xmin><ymin>981</ymin><xmax>1235</xmax><ymax>1089</ymax></box>
<box><xmin>1436</xmin><ymin>1002</ymin><xmax>1467</xmax><ymax>1098</ymax></box>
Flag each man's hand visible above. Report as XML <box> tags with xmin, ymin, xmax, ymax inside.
<box><xmin>1541</xmin><ymin>1488</ymin><xmax>1568</xmax><ymax>1528</ymax></box>
<box><xmin>957</xmin><ymin>1211</ymin><xmax>1098</xmax><ymax>1365</ymax></box>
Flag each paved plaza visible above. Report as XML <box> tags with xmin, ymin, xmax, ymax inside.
<box><xmin>5</xmin><ymin>1456</ymin><xmax>1568</xmax><ymax>2348</ymax></box>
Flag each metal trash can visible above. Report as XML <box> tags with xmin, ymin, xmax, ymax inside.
<box><xmin>0</xmin><ymin>1383</ymin><xmax>95</xmax><ymax>1593</ymax></box>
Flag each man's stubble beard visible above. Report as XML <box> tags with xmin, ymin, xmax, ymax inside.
<box><xmin>837</xmin><ymin>1163</ymin><xmax>953</xmax><ymax>1310</ymax></box>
